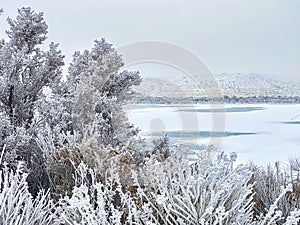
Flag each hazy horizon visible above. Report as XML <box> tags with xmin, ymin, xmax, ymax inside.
<box><xmin>1</xmin><ymin>0</ymin><xmax>299</xmax><ymax>78</ymax></box>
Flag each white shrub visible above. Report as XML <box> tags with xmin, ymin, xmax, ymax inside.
<box><xmin>0</xmin><ymin>164</ymin><xmax>57</xmax><ymax>225</ymax></box>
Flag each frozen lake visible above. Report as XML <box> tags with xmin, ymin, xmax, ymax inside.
<box><xmin>125</xmin><ymin>104</ymin><xmax>300</xmax><ymax>165</ymax></box>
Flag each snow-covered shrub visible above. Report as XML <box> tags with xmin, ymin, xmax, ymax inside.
<box><xmin>49</xmin><ymin>149</ymin><xmax>254</xmax><ymax>224</ymax></box>
<box><xmin>1</xmin><ymin>145</ymin><xmax>300</xmax><ymax>225</ymax></box>
<box><xmin>132</xmin><ymin>150</ymin><xmax>255</xmax><ymax>224</ymax></box>
<box><xmin>0</xmin><ymin>7</ymin><xmax>64</xmax><ymax>128</ymax></box>
<box><xmin>0</xmin><ymin>124</ymin><xmax>51</xmax><ymax>197</ymax></box>
<box><xmin>47</xmin><ymin>130</ymin><xmax>148</xmax><ymax>201</ymax></box>
<box><xmin>55</xmin><ymin>163</ymin><xmax>144</xmax><ymax>225</ymax></box>
<box><xmin>252</xmin><ymin>161</ymin><xmax>300</xmax><ymax>224</ymax></box>
<box><xmin>41</xmin><ymin>37</ymin><xmax>171</xmax><ymax>201</ymax></box>
<box><xmin>0</xmin><ymin>164</ymin><xmax>57</xmax><ymax>225</ymax></box>
<box><xmin>66</xmin><ymin>38</ymin><xmax>141</xmax><ymax>146</ymax></box>
<box><xmin>252</xmin><ymin>162</ymin><xmax>300</xmax><ymax>221</ymax></box>
<box><xmin>51</xmin><ymin>150</ymin><xmax>300</xmax><ymax>225</ymax></box>
<box><xmin>0</xmin><ymin>7</ymin><xmax>64</xmax><ymax>196</ymax></box>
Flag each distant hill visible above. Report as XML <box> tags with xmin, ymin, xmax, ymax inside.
<box><xmin>132</xmin><ymin>73</ymin><xmax>300</xmax><ymax>100</ymax></box>
<box><xmin>216</xmin><ymin>73</ymin><xmax>300</xmax><ymax>98</ymax></box>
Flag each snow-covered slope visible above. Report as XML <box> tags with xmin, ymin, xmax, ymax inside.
<box><xmin>133</xmin><ymin>73</ymin><xmax>300</xmax><ymax>98</ymax></box>
<box><xmin>216</xmin><ymin>73</ymin><xmax>300</xmax><ymax>97</ymax></box>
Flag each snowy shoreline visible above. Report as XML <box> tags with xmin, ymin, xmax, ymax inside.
<box><xmin>130</xmin><ymin>95</ymin><xmax>300</xmax><ymax>104</ymax></box>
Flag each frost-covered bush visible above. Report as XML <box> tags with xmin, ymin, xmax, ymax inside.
<box><xmin>0</xmin><ymin>118</ymin><xmax>51</xmax><ymax>196</ymax></box>
<box><xmin>132</xmin><ymin>150</ymin><xmax>255</xmax><ymax>224</ymax></box>
<box><xmin>252</xmin><ymin>160</ymin><xmax>300</xmax><ymax>224</ymax></box>
<box><xmin>53</xmin><ymin>151</ymin><xmax>249</xmax><ymax>224</ymax></box>
<box><xmin>0</xmin><ymin>7</ymin><xmax>64</xmax><ymax>195</ymax></box>
<box><xmin>0</xmin><ymin>164</ymin><xmax>57</xmax><ymax>225</ymax></box>
<box><xmin>50</xmin><ymin>151</ymin><xmax>300</xmax><ymax>225</ymax></box>
<box><xmin>0</xmin><ymin>7</ymin><xmax>64</xmax><ymax>128</ymax></box>
<box><xmin>46</xmin><ymin>129</ymin><xmax>168</xmax><ymax>201</ymax></box>
<box><xmin>1</xmin><ymin>145</ymin><xmax>300</xmax><ymax>224</ymax></box>
<box><xmin>55</xmin><ymin>163</ymin><xmax>142</xmax><ymax>225</ymax></box>
<box><xmin>67</xmin><ymin>38</ymin><xmax>141</xmax><ymax>146</ymax></box>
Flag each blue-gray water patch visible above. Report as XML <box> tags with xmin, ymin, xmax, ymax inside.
<box><xmin>282</xmin><ymin>121</ymin><xmax>300</xmax><ymax>125</ymax></box>
<box><xmin>179</xmin><ymin>107</ymin><xmax>265</xmax><ymax>113</ymax></box>
<box><xmin>150</xmin><ymin>130</ymin><xmax>258</xmax><ymax>138</ymax></box>
<box><xmin>272</xmin><ymin>121</ymin><xmax>300</xmax><ymax>125</ymax></box>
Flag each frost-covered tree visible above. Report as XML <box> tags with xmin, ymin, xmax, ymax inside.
<box><xmin>0</xmin><ymin>7</ymin><xmax>64</xmax><ymax>128</ymax></box>
<box><xmin>67</xmin><ymin>39</ymin><xmax>141</xmax><ymax>146</ymax></box>
<box><xmin>0</xmin><ymin>7</ymin><xmax>64</xmax><ymax>196</ymax></box>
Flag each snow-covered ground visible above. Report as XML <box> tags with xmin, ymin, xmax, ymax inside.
<box><xmin>126</xmin><ymin>104</ymin><xmax>300</xmax><ymax>165</ymax></box>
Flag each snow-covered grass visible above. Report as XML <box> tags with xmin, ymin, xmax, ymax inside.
<box><xmin>0</xmin><ymin>164</ymin><xmax>57</xmax><ymax>225</ymax></box>
<box><xmin>1</xmin><ymin>148</ymin><xmax>300</xmax><ymax>224</ymax></box>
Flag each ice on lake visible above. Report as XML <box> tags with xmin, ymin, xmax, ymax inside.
<box><xmin>125</xmin><ymin>104</ymin><xmax>300</xmax><ymax>165</ymax></box>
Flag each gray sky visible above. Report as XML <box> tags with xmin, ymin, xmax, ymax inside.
<box><xmin>1</xmin><ymin>0</ymin><xmax>299</xmax><ymax>78</ymax></box>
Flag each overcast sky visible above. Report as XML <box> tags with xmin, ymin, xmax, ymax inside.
<box><xmin>1</xmin><ymin>0</ymin><xmax>299</xmax><ymax>78</ymax></box>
